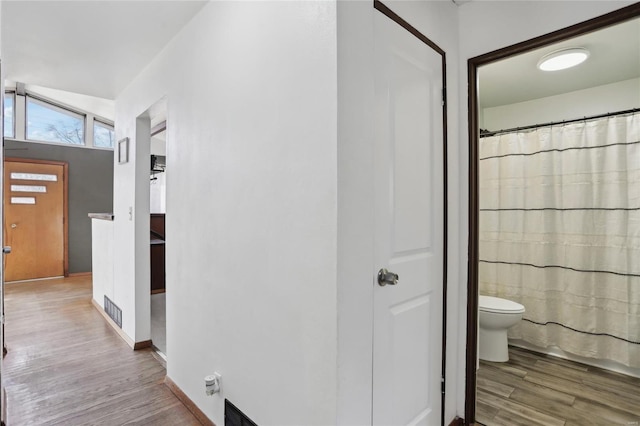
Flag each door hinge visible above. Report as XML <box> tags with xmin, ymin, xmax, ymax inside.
<box><xmin>441</xmin><ymin>376</ymin><xmax>445</xmax><ymax>395</ymax></box>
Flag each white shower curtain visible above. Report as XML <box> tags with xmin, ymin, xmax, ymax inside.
<box><xmin>479</xmin><ymin>112</ymin><xmax>640</xmax><ymax>368</ymax></box>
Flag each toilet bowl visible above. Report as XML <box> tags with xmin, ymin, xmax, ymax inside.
<box><xmin>479</xmin><ymin>295</ymin><xmax>525</xmax><ymax>362</ymax></box>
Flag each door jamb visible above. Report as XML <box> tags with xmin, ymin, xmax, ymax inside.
<box><xmin>373</xmin><ymin>2</ymin><xmax>449</xmax><ymax>425</ymax></box>
<box><xmin>465</xmin><ymin>3</ymin><xmax>640</xmax><ymax>423</ymax></box>
<box><xmin>4</xmin><ymin>157</ymin><xmax>70</xmax><ymax>277</ymax></box>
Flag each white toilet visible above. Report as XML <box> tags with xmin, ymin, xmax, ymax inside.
<box><xmin>479</xmin><ymin>295</ymin><xmax>525</xmax><ymax>362</ymax></box>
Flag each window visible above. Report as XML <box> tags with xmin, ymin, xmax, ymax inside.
<box><xmin>8</xmin><ymin>91</ymin><xmax>113</xmax><ymax>149</ymax></box>
<box><xmin>94</xmin><ymin>120</ymin><xmax>115</xmax><ymax>148</ymax></box>
<box><xmin>26</xmin><ymin>96</ymin><xmax>84</xmax><ymax>145</ymax></box>
<box><xmin>4</xmin><ymin>93</ymin><xmax>14</xmax><ymax>138</ymax></box>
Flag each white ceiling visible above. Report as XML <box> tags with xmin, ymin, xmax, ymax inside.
<box><xmin>479</xmin><ymin>17</ymin><xmax>640</xmax><ymax>108</ymax></box>
<box><xmin>1</xmin><ymin>1</ymin><xmax>208</xmax><ymax>100</ymax></box>
<box><xmin>3</xmin><ymin>1</ymin><xmax>637</xmax><ymax>110</ymax></box>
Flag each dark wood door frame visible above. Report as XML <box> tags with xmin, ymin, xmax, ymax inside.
<box><xmin>465</xmin><ymin>3</ymin><xmax>640</xmax><ymax>424</ymax></box>
<box><xmin>4</xmin><ymin>157</ymin><xmax>70</xmax><ymax>278</ymax></box>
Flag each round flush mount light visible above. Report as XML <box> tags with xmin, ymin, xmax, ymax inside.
<box><xmin>537</xmin><ymin>47</ymin><xmax>590</xmax><ymax>71</ymax></box>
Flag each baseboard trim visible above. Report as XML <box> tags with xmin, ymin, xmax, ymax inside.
<box><xmin>134</xmin><ymin>340</ymin><xmax>152</xmax><ymax>350</ymax></box>
<box><xmin>91</xmin><ymin>299</ymin><xmax>149</xmax><ymax>351</ymax></box>
<box><xmin>6</xmin><ymin>276</ymin><xmax>63</xmax><ymax>284</ymax></box>
<box><xmin>449</xmin><ymin>416</ymin><xmax>465</xmax><ymax>426</ymax></box>
<box><xmin>165</xmin><ymin>376</ymin><xmax>215</xmax><ymax>426</ymax></box>
<box><xmin>68</xmin><ymin>272</ymin><xmax>92</xmax><ymax>277</ymax></box>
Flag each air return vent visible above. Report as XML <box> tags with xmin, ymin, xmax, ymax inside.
<box><xmin>225</xmin><ymin>400</ymin><xmax>257</xmax><ymax>426</ymax></box>
<box><xmin>104</xmin><ymin>296</ymin><xmax>122</xmax><ymax>328</ymax></box>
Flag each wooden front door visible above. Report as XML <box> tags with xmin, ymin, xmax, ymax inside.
<box><xmin>3</xmin><ymin>159</ymin><xmax>67</xmax><ymax>282</ymax></box>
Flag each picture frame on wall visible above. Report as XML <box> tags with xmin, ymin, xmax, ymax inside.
<box><xmin>118</xmin><ymin>137</ymin><xmax>129</xmax><ymax>164</ymax></box>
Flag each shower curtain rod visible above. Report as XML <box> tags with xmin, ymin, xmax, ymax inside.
<box><xmin>480</xmin><ymin>107</ymin><xmax>640</xmax><ymax>138</ymax></box>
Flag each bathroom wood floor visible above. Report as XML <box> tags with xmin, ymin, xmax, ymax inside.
<box><xmin>476</xmin><ymin>346</ymin><xmax>640</xmax><ymax>426</ymax></box>
<box><xmin>2</xmin><ymin>276</ymin><xmax>201</xmax><ymax>425</ymax></box>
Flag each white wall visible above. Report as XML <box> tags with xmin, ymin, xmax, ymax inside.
<box><xmin>91</xmin><ymin>218</ymin><xmax>114</xmax><ymax>308</ymax></box>
<box><xmin>150</xmin><ymin>136</ymin><xmax>166</xmax><ymax>156</ymax></box>
<box><xmin>133</xmin><ymin>116</ymin><xmax>151</xmax><ymax>341</ymax></box>
<box><xmin>110</xmin><ymin>117</ymin><xmax>148</xmax><ymax>342</ymax></box>
<box><xmin>336</xmin><ymin>1</ymin><xmax>461</xmax><ymax>424</ymax></box>
<box><xmin>150</xmin><ymin>136</ymin><xmax>166</xmax><ymax>214</ymax></box>
<box><xmin>482</xmin><ymin>77</ymin><xmax>640</xmax><ymax>130</ymax></box>
<box><xmin>107</xmin><ymin>0</ymin><xmax>640</xmax><ymax>424</ymax></box>
<box><xmin>115</xmin><ymin>2</ymin><xmax>338</xmax><ymax>425</ymax></box>
<box><xmin>150</xmin><ymin>172</ymin><xmax>166</xmax><ymax>214</ymax></box>
<box><xmin>457</xmin><ymin>0</ymin><xmax>637</xmax><ymax>416</ymax></box>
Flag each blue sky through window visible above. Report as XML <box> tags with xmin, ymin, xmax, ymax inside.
<box><xmin>27</xmin><ymin>97</ymin><xmax>84</xmax><ymax>145</ymax></box>
<box><xmin>94</xmin><ymin>121</ymin><xmax>114</xmax><ymax>148</ymax></box>
<box><xmin>4</xmin><ymin>94</ymin><xmax>14</xmax><ymax>138</ymax></box>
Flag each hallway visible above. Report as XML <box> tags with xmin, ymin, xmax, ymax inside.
<box><xmin>2</xmin><ymin>275</ymin><xmax>200</xmax><ymax>425</ymax></box>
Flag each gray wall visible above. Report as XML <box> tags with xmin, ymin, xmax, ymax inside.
<box><xmin>5</xmin><ymin>139</ymin><xmax>113</xmax><ymax>273</ymax></box>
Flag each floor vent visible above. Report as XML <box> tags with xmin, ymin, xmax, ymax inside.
<box><xmin>104</xmin><ymin>296</ymin><xmax>122</xmax><ymax>328</ymax></box>
<box><xmin>225</xmin><ymin>399</ymin><xmax>257</xmax><ymax>426</ymax></box>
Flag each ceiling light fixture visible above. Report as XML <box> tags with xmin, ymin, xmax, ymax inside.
<box><xmin>537</xmin><ymin>47</ymin><xmax>590</xmax><ymax>71</ymax></box>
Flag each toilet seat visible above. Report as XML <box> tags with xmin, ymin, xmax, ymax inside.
<box><xmin>479</xmin><ymin>295</ymin><xmax>525</xmax><ymax>314</ymax></box>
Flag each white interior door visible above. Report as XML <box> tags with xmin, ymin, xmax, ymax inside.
<box><xmin>372</xmin><ymin>8</ymin><xmax>445</xmax><ymax>426</ymax></box>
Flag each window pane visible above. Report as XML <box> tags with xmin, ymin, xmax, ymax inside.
<box><xmin>11</xmin><ymin>197</ymin><xmax>36</xmax><ymax>205</ymax></box>
<box><xmin>10</xmin><ymin>172</ymin><xmax>58</xmax><ymax>181</ymax></box>
<box><xmin>94</xmin><ymin>121</ymin><xmax>114</xmax><ymax>148</ymax></box>
<box><xmin>11</xmin><ymin>185</ymin><xmax>47</xmax><ymax>193</ymax></box>
<box><xmin>26</xmin><ymin>97</ymin><xmax>84</xmax><ymax>145</ymax></box>
<box><xmin>4</xmin><ymin>93</ymin><xmax>14</xmax><ymax>138</ymax></box>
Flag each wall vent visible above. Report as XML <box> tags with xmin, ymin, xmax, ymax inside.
<box><xmin>104</xmin><ymin>296</ymin><xmax>122</xmax><ymax>328</ymax></box>
<box><xmin>225</xmin><ymin>399</ymin><xmax>257</xmax><ymax>426</ymax></box>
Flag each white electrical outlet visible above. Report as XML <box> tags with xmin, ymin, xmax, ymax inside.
<box><xmin>205</xmin><ymin>372</ymin><xmax>222</xmax><ymax>396</ymax></box>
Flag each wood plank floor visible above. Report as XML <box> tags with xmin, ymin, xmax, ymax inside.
<box><xmin>477</xmin><ymin>346</ymin><xmax>640</xmax><ymax>426</ymax></box>
<box><xmin>2</xmin><ymin>276</ymin><xmax>201</xmax><ymax>425</ymax></box>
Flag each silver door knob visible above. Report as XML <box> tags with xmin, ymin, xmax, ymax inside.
<box><xmin>377</xmin><ymin>268</ymin><xmax>399</xmax><ymax>286</ymax></box>
<box><xmin>3</xmin><ymin>246</ymin><xmax>11</xmax><ymax>254</ymax></box>
<box><xmin>10</xmin><ymin>223</ymin><xmax>16</xmax><ymax>229</ymax></box>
